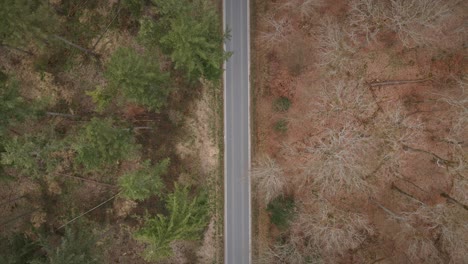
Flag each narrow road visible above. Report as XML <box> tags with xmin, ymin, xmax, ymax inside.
<box><xmin>223</xmin><ymin>0</ymin><xmax>251</xmax><ymax>263</ymax></box>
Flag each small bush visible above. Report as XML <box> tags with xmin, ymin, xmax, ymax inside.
<box><xmin>267</xmin><ymin>197</ymin><xmax>296</xmax><ymax>229</ymax></box>
<box><xmin>274</xmin><ymin>119</ymin><xmax>288</xmax><ymax>133</ymax></box>
<box><xmin>274</xmin><ymin>97</ymin><xmax>291</xmax><ymax>112</ymax></box>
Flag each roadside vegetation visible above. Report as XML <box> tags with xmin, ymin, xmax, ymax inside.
<box><xmin>0</xmin><ymin>0</ymin><xmax>227</xmax><ymax>263</ymax></box>
<box><xmin>253</xmin><ymin>0</ymin><xmax>467</xmax><ymax>263</ymax></box>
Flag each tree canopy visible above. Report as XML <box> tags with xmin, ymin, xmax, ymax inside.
<box><xmin>0</xmin><ymin>75</ymin><xmax>34</xmax><ymax>135</ymax></box>
<box><xmin>139</xmin><ymin>0</ymin><xmax>230</xmax><ymax>81</ymax></box>
<box><xmin>119</xmin><ymin>159</ymin><xmax>169</xmax><ymax>201</ymax></box>
<box><xmin>135</xmin><ymin>184</ymin><xmax>209</xmax><ymax>261</ymax></box>
<box><xmin>72</xmin><ymin>118</ymin><xmax>139</xmax><ymax>171</ymax></box>
<box><xmin>0</xmin><ymin>0</ymin><xmax>56</xmax><ymax>47</ymax></box>
<box><xmin>105</xmin><ymin>47</ymin><xmax>171</xmax><ymax>111</ymax></box>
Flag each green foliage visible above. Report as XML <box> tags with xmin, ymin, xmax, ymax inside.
<box><xmin>141</xmin><ymin>0</ymin><xmax>230</xmax><ymax>81</ymax></box>
<box><xmin>0</xmin><ymin>233</ymin><xmax>44</xmax><ymax>264</ymax></box>
<box><xmin>122</xmin><ymin>0</ymin><xmax>144</xmax><ymax>18</ymax></box>
<box><xmin>105</xmin><ymin>47</ymin><xmax>171</xmax><ymax>111</ymax></box>
<box><xmin>0</xmin><ymin>77</ymin><xmax>32</xmax><ymax>134</ymax></box>
<box><xmin>119</xmin><ymin>159</ymin><xmax>169</xmax><ymax>201</ymax></box>
<box><xmin>0</xmin><ymin>228</ymin><xmax>103</xmax><ymax>264</ymax></box>
<box><xmin>267</xmin><ymin>197</ymin><xmax>296</xmax><ymax>229</ymax></box>
<box><xmin>72</xmin><ymin>118</ymin><xmax>139</xmax><ymax>171</ymax></box>
<box><xmin>36</xmin><ymin>227</ymin><xmax>102</xmax><ymax>264</ymax></box>
<box><xmin>1</xmin><ymin>130</ymin><xmax>63</xmax><ymax>179</ymax></box>
<box><xmin>85</xmin><ymin>86</ymin><xmax>113</xmax><ymax>112</ymax></box>
<box><xmin>274</xmin><ymin>119</ymin><xmax>288</xmax><ymax>133</ymax></box>
<box><xmin>135</xmin><ymin>184</ymin><xmax>209</xmax><ymax>261</ymax></box>
<box><xmin>273</xmin><ymin>97</ymin><xmax>291</xmax><ymax>112</ymax></box>
<box><xmin>0</xmin><ymin>0</ymin><xmax>57</xmax><ymax>47</ymax></box>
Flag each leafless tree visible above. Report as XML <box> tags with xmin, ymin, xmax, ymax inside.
<box><xmin>290</xmin><ymin>200</ymin><xmax>374</xmax><ymax>257</ymax></box>
<box><xmin>401</xmin><ymin>204</ymin><xmax>468</xmax><ymax>264</ymax></box>
<box><xmin>348</xmin><ymin>0</ymin><xmax>387</xmax><ymax>44</ymax></box>
<box><xmin>315</xmin><ymin>17</ymin><xmax>357</xmax><ymax>75</ymax></box>
<box><xmin>310</xmin><ymin>79</ymin><xmax>377</xmax><ymax>123</ymax></box>
<box><xmin>251</xmin><ymin>156</ymin><xmax>286</xmax><ymax>205</ymax></box>
<box><xmin>348</xmin><ymin>0</ymin><xmax>450</xmax><ymax>47</ymax></box>
<box><xmin>259</xmin><ymin>15</ymin><xmax>291</xmax><ymax>49</ymax></box>
<box><xmin>385</xmin><ymin>0</ymin><xmax>450</xmax><ymax>47</ymax></box>
<box><xmin>257</xmin><ymin>238</ymin><xmax>322</xmax><ymax>264</ymax></box>
<box><xmin>394</xmin><ymin>222</ymin><xmax>444</xmax><ymax>264</ymax></box>
<box><xmin>304</xmin><ymin>125</ymin><xmax>379</xmax><ymax>196</ymax></box>
<box><xmin>278</xmin><ymin>0</ymin><xmax>324</xmax><ymax>19</ymax></box>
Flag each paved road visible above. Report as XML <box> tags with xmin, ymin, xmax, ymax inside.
<box><xmin>223</xmin><ymin>0</ymin><xmax>251</xmax><ymax>263</ymax></box>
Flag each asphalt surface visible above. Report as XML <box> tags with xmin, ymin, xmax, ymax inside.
<box><xmin>223</xmin><ymin>0</ymin><xmax>251</xmax><ymax>263</ymax></box>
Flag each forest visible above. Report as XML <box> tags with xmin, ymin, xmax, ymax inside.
<box><xmin>0</xmin><ymin>0</ymin><xmax>226</xmax><ymax>263</ymax></box>
<box><xmin>252</xmin><ymin>0</ymin><xmax>467</xmax><ymax>263</ymax></box>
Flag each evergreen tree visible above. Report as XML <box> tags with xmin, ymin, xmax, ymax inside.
<box><xmin>119</xmin><ymin>159</ymin><xmax>169</xmax><ymax>201</ymax></box>
<box><xmin>0</xmin><ymin>75</ymin><xmax>34</xmax><ymax>135</ymax></box>
<box><xmin>140</xmin><ymin>0</ymin><xmax>230</xmax><ymax>81</ymax></box>
<box><xmin>72</xmin><ymin>118</ymin><xmax>139</xmax><ymax>171</ymax></box>
<box><xmin>38</xmin><ymin>228</ymin><xmax>102</xmax><ymax>264</ymax></box>
<box><xmin>1</xmin><ymin>129</ymin><xmax>62</xmax><ymax>179</ymax></box>
<box><xmin>105</xmin><ymin>47</ymin><xmax>171</xmax><ymax>111</ymax></box>
<box><xmin>135</xmin><ymin>184</ymin><xmax>209</xmax><ymax>261</ymax></box>
<box><xmin>0</xmin><ymin>0</ymin><xmax>56</xmax><ymax>48</ymax></box>
<box><xmin>0</xmin><ymin>233</ymin><xmax>44</xmax><ymax>264</ymax></box>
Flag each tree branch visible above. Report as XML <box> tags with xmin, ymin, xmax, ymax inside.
<box><xmin>369</xmin><ymin>77</ymin><xmax>432</xmax><ymax>88</ymax></box>
<box><xmin>57</xmin><ymin>191</ymin><xmax>121</xmax><ymax>230</ymax></box>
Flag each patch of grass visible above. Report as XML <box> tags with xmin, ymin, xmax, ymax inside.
<box><xmin>274</xmin><ymin>119</ymin><xmax>288</xmax><ymax>133</ymax></box>
<box><xmin>267</xmin><ymin>196</ymin><xmax>296</xmax><ymax>229</ymax></box>
<box><xmin>273</xmin><ymin>97</ymin><xmax>291</xmax><ymax>112</ymax></box>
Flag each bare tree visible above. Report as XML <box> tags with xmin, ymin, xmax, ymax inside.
<box><xmin>251</xmin><ymin>156</ymin><xmax>286</xmax><ymax>205</ymax></box>
<box><xmin>348</xmin><ymin>0</ymin><xmax>450</xmax><ymax>47</ymax></box>
<box><xmin>290</xmin><ymin>200</ymin><xmax>374</xmax><ymax>257</ymax></box>
<box><xmin>278</xmin><ymin>0</ymin><xmax>324</xmax><ymax>19</ymax></box>
<box><xmin>394</xmin><ymin>222</ymin><xmax>444</xmax><ymax>264</ymax></box>
<box><xmin>385</xmin><ymin>0</ymin><xmax>450</xmax><ymax>47</ymax></box>
<box><xmin>311</xmin><ymin>79</ymin><xmax>377</xmax><ymax>123</ymax></box>
<box><xmin>304</xmin><ymin>125</ymin><xmax>379</xmax><ymax>196</ymax></box>
<box><xmin>257</xmin><ymin>238</ymin><xmax>322</xmax><ymax>264</ymax></box>
<box><xmin>315</xmin><ymin>17</ymin><xmax>356</xmax><ymax>75</ymax></box>
<box><xmin>348</xmin><ymin>0</ymin><xmax>387</xmax><ymax>43</ymax></box>
<box><xmin>401</xmin><ymin>204</ymin><xmax>468</xmax><ymax>264</ymax></box>
<box><xmin>259</xmin><ymin>15</ymin><xmax>291</xmax><ymax>49</ymax></box>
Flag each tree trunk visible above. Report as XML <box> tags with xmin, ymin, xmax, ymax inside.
<box><xmin>440</xmin><ymin>193</ymin><xmax>468</xmax><ymax>211</ymax></box>
<box><xmin>51</xmin><ymin>34</ymin><xmax>100</xmax><ymax>59</ymax></box>
<box><xmin>0</xmin><ymin>43</ymin><xmax>34</xmax><ymax>56</ymax></box>
<box><xmin>46</xmin><ymin>112</ymin><xmax>78</xmax><ymax>118</ymax></box>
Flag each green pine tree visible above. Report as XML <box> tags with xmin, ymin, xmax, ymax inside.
<box><xmin>140</xmin><ymin>0</ymin><xmax>230</xmax><ymax>81</ymax></box>
<box><xmin>0</xmin><ymin>0</ymin><xmax>57</xmax><ymax>49</ymax></box>
<box><xmin>119</xmin><ymin>158</ymin><xmax>169</xmax><ymax>201</ymax></box>
<box><xmin>104</xmin><ymin>47</ymin><xmax>171</xmax><ymax>111</ymax></box>
<box><xmin>1</xmin><ymin>128</ymin><xmax>63</xmax><ymax>179</ymax></box>
<box><xmin>41</xmin><ymin>228</ymin><xmax>102</xmax><ymax>264</ymax></box>
<box><xmin>72</xmin><ymin>118</ymin><xmax>140</xmax><ymax>171</ymax></box>
<box><xmin>0</xmin><ymin>233</ymin><xmax>44</xmax><ymax>264</ymax></box>
<box><xmin>135</xmin><ymin>184</ymin><xmax>209</xmax><ymax>261</ymax></box>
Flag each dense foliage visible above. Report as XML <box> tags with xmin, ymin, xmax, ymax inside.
<box><xmin>140</xmin><ymin>0</ymin><xmax>229</xmax><ymax>81</ymax></box>
<box><xmin>267</xmin><ymin>197</ymin><xmax>296</xmax><ymax>229</ymax></box>
<box><xmin>72</xmin><ymin>118</ymin><xmax>139</xmax><ymax>171</ymax></box>
<box><xmin>119</xmin><ymin>159</ymin><xmax>169</xmax><ymax>201</ymax></box>
<box><xmin>105</xmin><ymin>48</ymin><xmax>171</xmax><ymax>111</ymax></box>
<box><xmin>136</xmin><ymin>184</ymin><xmax>210</xmax><ymax>261</ymax></box>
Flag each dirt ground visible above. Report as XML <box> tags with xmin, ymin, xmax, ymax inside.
<box><xmin>252</xmin><ymin>0</ymin><xmax>467</xmax><ymax>263</ymax></box>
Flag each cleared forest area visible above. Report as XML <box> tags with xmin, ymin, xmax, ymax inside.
<box><xmin>252</xmin><ymin>0</ymin><xmax>467</xmax><ymax>263</ymax></box>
